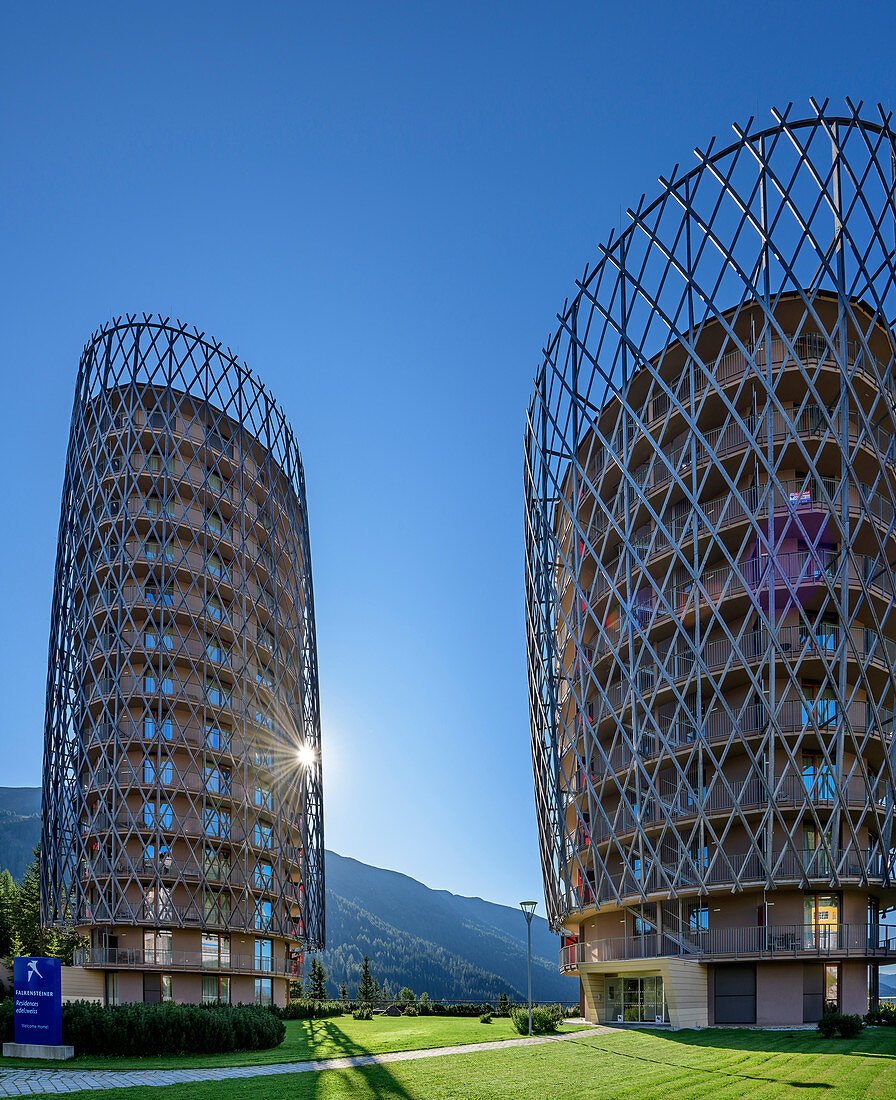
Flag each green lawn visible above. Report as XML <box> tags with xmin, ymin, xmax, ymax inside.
<box><xmin>30</xmin><ymin>1025</ymin><xmax>896</xmax><ymax>1100</ymax></box>
<box><xmin>0</xmin><ymin>1014</ymin><xmax>576</xmax><ymax>1071</ymax></box>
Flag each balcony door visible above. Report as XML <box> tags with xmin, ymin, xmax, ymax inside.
<box><xmin>804</xmin><ymin>893</ymin><xmax>839</xmax><ymax>951</ymax></box>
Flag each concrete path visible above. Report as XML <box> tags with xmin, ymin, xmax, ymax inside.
<box><xmin>0</xmin><ymin>1027</ymin><xmax>612</xmax><ymax>1096</ymax></box>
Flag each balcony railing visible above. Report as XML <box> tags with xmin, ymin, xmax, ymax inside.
<box><xmin>564</xmin><ymin>847</ymin><xmax>888</xmax><ymax>910</ymax></box>
<box><xmin>570</xmin><ymin>773</ymin><xmax>883</xmax><ymax>845</ymax></box>
<box><xmin>559</xmin><ymin>922</ymin><xmax>896</xmax><ymax>970</ymax></box>
<box><xmin>72</xmin><ymin>946</ymin><xmax>296</xmax><ymax>976</ymax></box>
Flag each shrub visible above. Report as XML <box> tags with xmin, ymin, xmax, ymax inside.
<box><xmin>510</xmin><ymin>1004</ymin><xmax>560</xmax><ymax>1035</ymax></box>
<box><xmin>4</xmin><ymin>1000</ymin><xmax>284</xmax><ymax>1055</ymax></box>
<box><xmin>402</xmin><ymin>1005</ymin><xmax>418</xmax><ymax>1016</ymax></box>
<box><xmin>418</xmin><ymin>992</ymin><xmax>431</xmax><ymax>1015</ymax></box>
<box><xmin>479</xmin><ymin>1013</ymin><xmax>492</xmax><ymax>1023</ymax></box>
<box><xmin>817</xmin><ymin>1012</ymin><xmax>865</xmax><ymax>1039</ymax></box>
<box><xmin>865</xmin><ymin>1002</ymin><xmax>896</xmax><ymax>1026</ymax></box>
<box><xmin>277</xmin><ymin>1000</ymin><xmax>343</xmax><ymax>1020</ymax></box>
<box><xmin>353</xmin><ymin>1006</ymin><xmax>373</xmax><ymax>1021</ymax></box>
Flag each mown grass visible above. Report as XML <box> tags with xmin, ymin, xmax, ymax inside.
<box><xmin>31</xmin><ymin>1025</ymin><xmax>896</xmax><ymax>1100</ymax></box>
<box><xmin>0</xmin><ymin>1014</ymin><xmax>580</xmax><ymax>1071</ymax></box>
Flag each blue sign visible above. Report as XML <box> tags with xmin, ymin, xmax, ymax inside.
<box><xmin>13</xmin><ymin>957</ymin><xmax>62</xmax><ymax>1047</ymax></box>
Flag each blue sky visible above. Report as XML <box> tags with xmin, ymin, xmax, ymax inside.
<box><xmin>1</xmin><ymin>1</ymin><xmax>895</xmax><ymax>914</ymax></box>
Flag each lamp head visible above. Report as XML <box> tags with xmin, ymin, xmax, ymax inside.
<box><xmin>520</xmin><ymin>901</ymin><xmax>537</xmax><ymax>920</ymax></box>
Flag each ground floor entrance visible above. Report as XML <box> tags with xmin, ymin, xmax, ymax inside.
<box><xmin>604</xmin><ymin>975</ymin><xmax>669</xmax><ymax>1023</ymax></box>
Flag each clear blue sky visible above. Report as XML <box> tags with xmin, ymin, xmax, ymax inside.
<box><xmin>1</xmin><ymin>2</ymin><xmax>895</xmax><ymax>913</ymax></box>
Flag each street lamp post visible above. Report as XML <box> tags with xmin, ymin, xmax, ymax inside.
<box><xmin>519</xmin><ymin>901</ymin><xmax>537</xmax><ymax>1036</ymax></box>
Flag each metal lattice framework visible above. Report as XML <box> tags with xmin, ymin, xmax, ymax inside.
<box><xmin>41</xmin><ymin>315</ymin><xmax>324</xmax><ymax>955</ymax></box>
<box><xmin>525</xmin><ymin>100</ymin><xmax>896</xmax><ymax>931</ymax></box>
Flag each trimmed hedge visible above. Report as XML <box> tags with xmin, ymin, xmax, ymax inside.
<box><xmin>275</xmin><ymin>1000</ymin><xmax>344</xmax><ymax>1021</ymax></box>
<box><xmin>0</xmin><ymin>998</ymin><xmax>283</xmax><ymax>1055</ymax></box>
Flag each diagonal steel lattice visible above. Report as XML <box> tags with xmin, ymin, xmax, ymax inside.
<box><xmin>41</xmin><ymin>315</ymin><xmax>325</xmax><ymax>953</ymax></box>
<box><xmin>525</xmin><ymin>99</ymin><xmax>896</xmax><ymax>931</ymax></box>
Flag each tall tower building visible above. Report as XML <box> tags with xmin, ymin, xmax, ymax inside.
<box><xmin>525</xmin><ymin>104</ymin><xmax>896</xmax><ymax>1027</ymax></box>
<box><xmin>41</xmin><ymin>316</ymin><xmax>324</xmax><ymax>1006</ymax></box>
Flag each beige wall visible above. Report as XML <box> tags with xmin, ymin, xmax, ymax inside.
<box><xmin>579</xmin><ymin>958</ymin><xmax>708</xmax><ymax>1028</ymax></box>
<box><xmin>61</xmin><ymin>966</ymin><xmax>105</xmax><ymax>1003</ymax></box>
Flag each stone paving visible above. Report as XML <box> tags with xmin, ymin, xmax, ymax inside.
<box><xmin>0</xmin><ymin>1026</ymin><xmax>610</xmax><ymax>1096</ymax></box>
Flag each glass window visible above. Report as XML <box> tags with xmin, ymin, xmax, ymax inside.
<box><xmin>105</xmin><ymin>972</ymin><xmax>119</xmax><ymax>1006</ymax></box>
<box><xmin>207</xmin><ymin>597</ymin><xmax>223</xmax><ymax>621</ymax></box>
<box><xmin>255</xmin><ymin>900</ymin><xmax>272</xmax><ymax>931</ymax></box>
<box><xmin>204</xmin><ymin>805</ymin><xmax>231</xmax><ymax>838</ymax></box>
<box><xmin>206</xmin><ymin>679</ymin><xmax>229</xmax><ymax>707</ymax></box>
<box><xmin>202</xmin><ymin>975</ymin><xmax>230</xmax><ymax>1004</ymax></box>
<box><xmin>254</xmin><ymin>785</ymin><xmax>272</xmax><ymax>810</ymax></box>
<box><xmin>254</xmin><ymin>978</ymin><xmax>272</xmax><ymax>1006</ymax></box>
<box><xmin>254</xmin><ymin>862</ymin><xmax>273</xmax><ymax>889</ymax></box>
<box><xmin>204</xmin><ymin>723</ymin><xmax>231</xmax><ymax>751</ymax></box>
<box><xmin>206</xmin><ymin>512</ymin><xmax>223</xmax><ymax>537</ymax></box>
<box><xmin>205</xmin><ymin>765</ymin><xmax>231</xmax><ymax>794</ymax></box>
<box><xmin>254</xmin><ymin>938</ymin><xmax>273</xmax><ymax>971</ymax></box>
<box><xmin>160</xmin><ymin>974</ymin><xmax>173</xmax><ymax>1002</ymax></box>
<box><xmin>825</xmin><ymin>963</ymin><xmax>840</xmax><ymax>1013</ymax></box>
<box><xmin>801</xmin><ymin>753</ymin><xmax>836</xmax><ymax>800</ymax></box>
<box><xmin>254</xmin><ymin>822</ymin><xmax>273</xmax><ymax>849</ymax></box>
<box><xmin>203</xmin><ymin>846</ymin><xmax>231</xmax><ymax>880</ymax></box>
<box><xmin>688</xmin><ymin>905</ymin><xmax>709</xmax><ymax>932</ymax></box>
<box><xmin>145</xmin><ymin>631</ymin><xmax>174</xmax><ymax>651</ymax></box>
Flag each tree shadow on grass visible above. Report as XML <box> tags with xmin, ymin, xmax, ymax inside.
<box><xmin>305</xmin><ymin>1018</ymin><xmax>420</xmax><ymax>1100</ymax></box>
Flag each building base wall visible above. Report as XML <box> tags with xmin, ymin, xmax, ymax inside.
<box><xmin>579</xmin><ymin>958</ymin><xmax>708</xmax><ymax>1028</ymax></box>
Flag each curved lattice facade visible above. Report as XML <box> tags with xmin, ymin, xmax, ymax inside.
<box><xmin>41</xmin><ymin>316</ymin><xmax>324</xmax><ymax>1005</ymax></box>
<box><xmin>525</xmin><ymin>102</ymin><xmax>896</xmax><ymax>1026</ymax></box>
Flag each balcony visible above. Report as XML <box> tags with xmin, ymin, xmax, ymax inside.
<box><xmin>570</xmin><ymin>773</ymin><xmax>884</xmax><ymax>847</ymax></box>
<box><xmin>564</xmin><ymin>847</ymin><xmax>889</xmax><ymax>911</ymax></box>
<box><xmin>72</xmin><ymin>946</ymin><xmax>295</xmax><ymax>976</ymax></box>
<box><xmin>559</xmin><ymin>922</ymin><xmax>896</xmax><ymax>971</ymax></box>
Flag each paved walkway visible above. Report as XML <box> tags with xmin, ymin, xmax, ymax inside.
<box><xmin>0</xmin><ymin>1027</ymin><xmax>611</xmax><ymax>1096</ymax></box>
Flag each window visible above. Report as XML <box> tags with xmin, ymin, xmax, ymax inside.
<box><xmin>145</xmin><ymin>584</ymin><xmax>174</xmax><ymax>606</ymax></box>
<box><xmin>254</xmin><ymin>978</ymin><xmax>272</xmax><ymax>1006</ymax></box>
<box><xmin>688</xmin><ymin>905</ymin><xmax>709</xmax><ymax>933</ymax></box>
<box><xmin>254</xmin><ymin>861</ymin><xmax>273</xmax><ymax>889</ymax></box>
<box><xmin>201</xmin><ymin>933</ymin><xmax>231</xmax><ymax>969</ymax></box>
<box><xmin>203</xmin><ymin>846</ymin><xmax>231</xmax><ymax>880</ymax></box>
<box><xmin>802</xmin><ymin>753</ymin><xmax>836</xmax><ymax>800</ymax></box>
<box><xmin>160</xmin><ymin>974</ymin><xmax>173</xmax><ymax>1002</ymax></box>
<box><xmin>203</xmin><ymin>891</ymin><xmax>232</xmax><ymax>923</ymax></box>
<box><xmin>206</xmin><ymin>679</ymin><xmax>229</xmax><ymax>707</ymax></box>
<box><xmin>801</xmin><ymin>680</ymin><xmax>838</xmax><ymax>728</ymax></box>
<box><xmin>208</xmin><ymin>553</ymin><xmax>229</xmax><ymax>580</ymax></box>
<box><xmin>255</xmin><ymin>900</ymin><xmax>273</xmax><ymax>931</ymax></box>
<box><xmin>145</xmin><ymin>630</ymin><xmax>174</xmax><ymax>651</ymax></box>
<box><xmin>254</xmin><ymin>938</ymin><xmax>273</xmax><ymax>972</ymax></box>
<box><xmin>690</xmin><ymin>843</ymin><xmax>710</xmax><ymax>871</ymax></box>
<box><xmin>145</xmin><ymin>674</ymin><xmax>173</xmax><ymax>695</ymax></box>
<box><xmin>824</xmin><ymin>963</ymin><xmax>840</xmax><ymax>1013</ymax></box>
<box><xmin>149</xmin><ymin>409</ymin><xmax>167</xmax><ymax>430</ymax></box>
<box><xmin>254</xmin><ymin>822</ymin><xmax>273</xmax><ymax>849</ymax></box>
<box><xmin>143</xmin><ymin>800</ymin><xmax>174</xmax><ymax>828</ymax></box>
<box><xmin>205</xmin><ymin>636</ymin><xmax>230</xmax><ymax>666</ymax></box>
<box><xmin>255</xmin><ymin>711</ymin><xmax>274</xmax><ymax>731</ymax></box>
<box><xmin>143</xmin><ymin>843</ymin><xmax>171</xmax><ymax>872</ymax></box>
<box><xmin>146</xmin><ymin>495</ymin><xmax>163</xmax><ymax>516</ymax></box>
<box><xmin>254</xmin><ymin>785</ymin><xmax>272</xmax><ymax>810</ymax></box>
<box><xmin>144</xmin><ymin>886</ymin><xmax>174</xmax><ymax>921</ymax></box>
<box><xmin>805</xmin><ymin>893</ymin><xmax>840</xmax><ymax>950</ymax></box>
<box><xmin>206</xmin><ymin>512</ymin><xmax>223</xmax><ymax>537</ymax></box>
<box><xmin>145</xmin><ymin>539</ymin><xmax>174</xmax><ymax>563</ymax></box>
<box><xmin>207</xmin><ymin>597</ymin><xmax>223</xmax><ymax>621</ymax></box>
<box><xmin>145</xmin><ymin>716</ymin><xmax>174</xmax><ymax>741</ymax></box>
<box><xmin>105</xmin><ymin>972</ymin><xmax>119</xmax><ymax>1006</ymax></box>
<box><xmin>202</xmin><ymin>975</ymin><xmax>230</xmax><ymax>1004</ymax></box>
<box><xmin>632</xmin><ymin>916</ymin><xmax>651</xmax><ymax>937</ymax></box>
<box><xmin>253</xmin><ymin>749</ymin><xmax>274</xmax><ymax>770</ymax></box>
<box><xmin>256</xmin><ymin>664</ymin><xmax>274</xmax><ymax>689</ymax></box>
<box><xmin>205</xmin><ymin>764</ymin><xmax>231</xmax><ymax>795</ymax></box>
<box><xmin>148</xmin><ymin>454</ymin><xmax>166</xmax><ymax>475</ymax></box>
<box><xmin>143</xmin><ymin>758</ymin><xmax>174</xmax><ymax>785</ymax></box>
<box><xmin>204</xmin><ymin>723</ymin><xmax>231</xmax><ymax>751</ymax></box>
<box><xmin>204</xmin><ymin>805</ymin><xmax>231</xmax><ymax>839</ymax></box>
<box><xmin>143</xmin><ymin>930</ymin><xmax>172</xmax><ymax>965</ymax></box>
